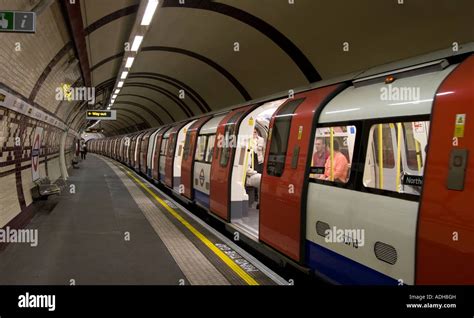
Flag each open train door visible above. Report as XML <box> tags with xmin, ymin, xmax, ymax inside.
<box><xmin>416</xmin><ymin>55</ymin><xmax>474</xmax><ymax>284</ymax></box>
<box><xmin>164</xmin><ymin>122</ymin><xmax>188</xmax><ymax>188</ymax></box>
<box><xmin>259</xmin><ymin>84</ymin><xmax>346</xmax><ymax>263</ymax></box>
<box><xmin>152</xmin><ymin>126</ymin><xmax>171</xmax><ymax>181</ymax></box>
<box><xmin>210</xmin><ymin>105</ymin><xmax>255</xmax><ymax>221</ymax></box>
<box><xmin>181</xmin><ymin>116</ymin><xmax>212</xmax><ymax>200</ymax></box>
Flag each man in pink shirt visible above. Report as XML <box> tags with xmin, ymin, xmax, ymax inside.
<box><xmin>312</xmin><ymin>138</ymin><xmax>329</xmax><ymax>167</ymax></box>
<box><xmin>321</xmin><ymin>140</ymin><xmax>349</xmax><ymax>183</ymax></box>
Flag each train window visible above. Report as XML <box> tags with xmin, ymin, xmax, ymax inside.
<box><xmin>403</xmin><ymin>122</ymin><xmax>428</xmax><ymax>172</ymax></box>
<box><xmin>205</xmin><ymin>135</ymin><xmax>216</xmax><ymax>163</ymax></box>
<box><xmin>183</xmin><ymin>131</ymin><xmax>192</xmax><ymax>161</ymax></box>
<box><xmin>220</xmin><ymin>111</ymin><xmax>244</xmax><ymax>167</ymax></box>
<box><xmin>363</xmin><ymin>121</ymin><xmax>429</xmax><ymax>195</ymax></box>
<box><xmin>373</xmin><ymin>124</ymin><xmax>395</xmax><ymax>168</ymax></box>
<box><xmin>160</xmin><ymin>138</ymin><xmax>168</xmax><ymax>155</ymax></box>
<box><xmin>195</xmin><ymin>135</ymin><xmax>207</xmax><ymax>161</ymax></box>
<box><xmin>309</xmin><ymin>125</ymin><xmax>356</xmax><ymax>183</ymax></box>
<box><xmin>267</xmin><ymin>98</ymin><xmax>304</xmax><ymax>177</ymax></box>
<box><xmin>167</xmin><ymin>134</ymin><xmax>176</xmax><ymax>157</ymax></box>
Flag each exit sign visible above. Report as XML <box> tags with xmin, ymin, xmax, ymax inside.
<box><xmin>0</xmin><ymin>11</ymin><xmax>35</xmax><ymax>33</ymax></box>
<box><xmin>86</xmin><ymin>110</ymin><xmax>116</xmax><ymax>120</ymax></box>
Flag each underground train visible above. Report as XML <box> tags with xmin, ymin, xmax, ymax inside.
<box><xmin>88</xmin><ymin>47</ymin><xmax>474</xmax><ymax>285</ymax></box>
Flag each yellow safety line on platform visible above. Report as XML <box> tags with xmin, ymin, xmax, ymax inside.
<box><xmin>119</xmin><ymin>164</ymin><xmax>259</xmax><ymax>286</ymax></box>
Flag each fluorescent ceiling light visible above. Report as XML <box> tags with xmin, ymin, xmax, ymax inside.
<box><xmin>141</xmin><ymin>0</ymin><xmax>159</xmax><ymax>26</ymax></box>
<box><xmin>114</xmin><ymin>89</ymin><xmax>120</xmax><ymax>94</ymax></box>
<box><xmin>117</xmin><ymin>81</ymin><xmax>124</xmax><ymax>88</ymax></box>
<box><xmin>131</xmin><ymin>35</ymin><xmax>144</xmax><ymax>52</ymax></box>
<box><xmin>120</xmin><ymin>71</ymin><xmax>128</xmax><ymax>79</ymax></box>
<box><xmin>107</xmin><ymin>106</ymin><xmax>111</xmax><ymax>110</ymax></box>
<box><xmin>125</xmin><ymin>57</ymin><xmax>135</xmax><ymax>68</ymax></box>
<box><xmin>112</xmin><ymin>94</ymin><xmax>117</xmax><ymax>99</ymax></box>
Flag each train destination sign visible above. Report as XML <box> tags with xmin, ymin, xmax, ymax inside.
<box><xmin>0</xmin><ymin>11</ymin><xmax>35</xmax><ymax>33</ymax></box>
<box><xmin>86</xmin><ymin>110</ymin><xmax>116</xmax><ymax>120</ymax></box>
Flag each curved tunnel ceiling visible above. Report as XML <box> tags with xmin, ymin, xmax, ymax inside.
<box><xmin>2</xmin><ymin>0</ymin><xmax>471</xmax><ymax>136</ymax></box>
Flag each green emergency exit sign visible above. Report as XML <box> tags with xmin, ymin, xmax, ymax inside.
<box><xmin>0</xmin><ymin>11</ymin><xmax>35</xmax><ymax>33</ymax></box>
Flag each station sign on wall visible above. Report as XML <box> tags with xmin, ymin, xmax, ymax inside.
<box><xmin>86</xmin><ymin>110</ymin><xmax>116</xmax><ymax>120</ymax></box>
<box><xmin>0</xmin><ymin>11</ymin><xmax>35</xmax><ymax>33</ymax></box>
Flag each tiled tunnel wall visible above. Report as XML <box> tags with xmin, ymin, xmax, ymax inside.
<box><xmin>0</xmin><ymin>106</ymin><xmax>76</xmax><ymax>229</ymax></box>
<box><xmin>0</xmin><ymin>1</ymin><xmax>80</xmax><ymax>232</ymax></box>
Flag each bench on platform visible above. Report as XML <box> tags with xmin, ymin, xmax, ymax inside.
<box><xmin>31</xmin><ymin>177</ymin><xmax>61</xmax><ymax>200</ymax></box>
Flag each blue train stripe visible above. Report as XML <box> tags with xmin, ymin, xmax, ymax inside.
<box><xmin>194</xmin><ymin>189</ymin><xmax>210</xmax><ymax>208</ymax></box>
<box><xmin>306</xmin><ymin>240</ymin><xmax>398</xmax><ymax>285</ymax></box>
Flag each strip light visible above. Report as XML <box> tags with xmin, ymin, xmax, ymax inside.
<box><xmin>120</xmin><ymin>71</ymin><xmax>128</xmax><ymax>79</ymax></box>
<box><xmin>117</xmin><ymin>81</ymin><xmax>124</xmax><ymax>88</ymax></box>
<box><xmin>131</xmin><ymin>35</ymin><xmax>143</xmax><ymax>52</ymax></box>
<box><xmin>125</xmin><ymin>57</ymin><xmax>135</xmax><ymax>68</ymax></box>
<box><xmin>141</xmin><ymin>0</ymin><xmax>159</xmax><ymax>26</ymax></box>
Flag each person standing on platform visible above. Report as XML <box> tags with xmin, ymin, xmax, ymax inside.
<box><xmin>80</xmin><ymin>140</ymin><xmax>87</xmax><ymax>160</ymax></box>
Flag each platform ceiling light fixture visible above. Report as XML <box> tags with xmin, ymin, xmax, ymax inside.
<box><xmin>141</xmin><ymin>0</ymin><xmax>159</xmax><ymax>26</ymax></box>
<box><xmin>100</xmin><ymin>0</ymin><xmax>160</xmax><ymax>127</ymax></box>
<box><xmin>131</xmin><ymin>35</ymin><xmax>144</xmax><ymax>52</ymax></box>
<box><xmin>125</xmin><ymin>57</ymin><xmax>135</xmax><ymax>68</ymax></box>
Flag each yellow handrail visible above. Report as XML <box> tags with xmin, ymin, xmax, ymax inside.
<box><xmin>377</xmin><ymin>124</ymin><xmax>384</xmax><ymax>189</ymax></box>
<box><xmin>242</xmin><ymin>137</ymin><xmax>251</xmax><ymax>186</ymax></box>
<box><xmin>396</xmin><ymin>123</ymin><xmax>402</xmax><ymax>192</ymax></box>
<box><xmin>330</xmin><ymin>127</ymin><xmax>334</xmax><ymax>181</ymax></box>
<box><xmin>415</xmin><ymin>139</ymin><xmax>422</xmax><ymax>173</ymax></box>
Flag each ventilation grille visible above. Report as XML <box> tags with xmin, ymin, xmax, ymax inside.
<box><xmin>374</xmin><ymin>241</ymin><xmax>398</xmax><ymax>265</ymax></box>
<box><xmin>315</xmin><ymin>221</ymin><xmax>330</xmax><ymax>238</ymax></box>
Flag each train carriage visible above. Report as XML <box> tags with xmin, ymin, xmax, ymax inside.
<box><xmin>89</xmin><ymin>49</ymin><xmax>474</xmax><ymax>285</ymax></box>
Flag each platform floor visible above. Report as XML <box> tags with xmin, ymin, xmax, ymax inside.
<box><xmin>0</xmin><ymin>154</ymin><xmax>282</xmax><ymax>285</ymax></box>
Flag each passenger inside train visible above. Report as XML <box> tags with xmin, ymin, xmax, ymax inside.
<box><xmin>310</xmin><ymin>126</ymin><xmax>355</xmax><ymax>183</ymax></box>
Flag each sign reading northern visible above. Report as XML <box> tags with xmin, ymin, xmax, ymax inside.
<box><xmin>0</xmin><ymin>11</ymin><xmax>35</xmax><ymax>33</ymax></box>
<box><xmin>86</xmin><ymin>110</ymin><xmax>116</xmax><ymax>120</ymax></box>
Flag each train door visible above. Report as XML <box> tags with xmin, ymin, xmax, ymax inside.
<box><xmin>124</xmin><ymin>136</ymin><xmax>131</xmax><ymax>164</ymax></box>
<box><xmin>113</xmin><ymin>138</ymin><xmax>117</xmax><ymax>158</ymax></box>
<box><xmin>152</xmin><ymin>126</ymin><xmax>170</xmax><ymax>181</ymax></box>
<box><xmin>210</xmin><ymin>106</ymin><xmax>255</xmax><ymax>221</ymax></box>
<box><xmin>146</xmin><ymin>128</ymin><xmax>161</xmax><ymax>177</ymax></box>
<box><xmin>159</xmin><ymin>128</ymin><xmax>173</xmax><ymax>182</ymax></box>
<box><xmin>172</xmin><ymin>120</ymin><xmax>196</xmax><ymax>193</ymax></box>
<box><xmin>140</xmin><ymin>130</ymin><xmax>154</xmax><ymax>174</ymax></box>
<box><xmin>181</xmin><ymin>116</ymin><xmax>212</xmax><ymax>200</ymax></box>
<box><xmin>193</xmin><ymin>115</ymin><xmax>226</xmax><ymax>209</ymax></box>
<box><xmin>121</xmin><ymin>136</ymin><xmax>128</xmax><ymax>163</ymax></box>
<box><xmin>134</xmin><ymin>132</ymin><xmax>145</xmax><ymax>171</ymax></box>
<box><xmin>128</xmin><ymin>134</ymin><xmax>137</xmax><ymax>167</ymax></box>
<box><xmin>260</xmin><ymin>84</ymin><xmax>344</xmax><ymax>263</ymax></box>
<box><xmin>164</xmin><ymin>122</ymin><xmax>188</xmax><ymax>188</ymax></box>
<box><xmin>229</xmin><ymin>99</ymin><xmax>288</xmax><ymax>237</ymax></box>
<box><xmin>417</xmin><ymin>55</ymin><xmax>474</xmax><ymax>284</ymax></box>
